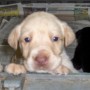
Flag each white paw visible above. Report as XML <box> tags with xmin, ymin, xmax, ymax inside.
<box><xmin>5</xmin><ymin>63</ymin><xmax>26</xmax><ymax>75</ymax></box>
<box><xmin>55</xmin><ymin>65</ymin><xmax>70</xmax><ymax>75</ymax></box>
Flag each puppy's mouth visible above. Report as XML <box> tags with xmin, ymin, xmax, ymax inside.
<box><xmin>25</xmin><ymin>49</ymin><xmax>61</xmax><ymax>72</ymax></box>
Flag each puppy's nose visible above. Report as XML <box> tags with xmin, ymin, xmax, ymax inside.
<box><xmin>35</xmin><ymin>54</ymin><xmax>48</xmax><ymax>65</ymax></box>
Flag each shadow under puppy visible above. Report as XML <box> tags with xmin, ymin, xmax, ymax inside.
<box><xmin>5</xmin><ymin>11</ymin><xmax>77</xmax><ymax>75</ymax></box>
<box><xmin>72</xmin><ymin>27</ymin><xmax>90</xmax><ymax>72</ymax></box>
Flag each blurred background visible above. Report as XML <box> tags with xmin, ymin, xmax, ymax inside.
<box><xmin>0</xmin><ymin>0</ymin><xmax>90</xmax><ymax>4</ymax></box>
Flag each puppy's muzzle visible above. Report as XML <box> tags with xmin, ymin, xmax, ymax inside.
<box><xmin>34</xmin><ymin>50</ymin><xmax>49</xmax><ymax>66</ymax></box>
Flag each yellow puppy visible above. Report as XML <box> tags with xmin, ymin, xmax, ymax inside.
<box><xmin>5</xmin><ymin>12</ymin><xmax>78</xmax><ymax>75</ymax></box>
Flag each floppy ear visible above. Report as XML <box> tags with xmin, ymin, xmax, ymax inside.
<box><xmin>8</xmin><ymin>25</ymin><xmax>21</xmax><ymax>50</ymax></box>
<box><xmin>62</xmin><ymin>22</ymin><xmax>75</xmax><ymax>47</ymax></box>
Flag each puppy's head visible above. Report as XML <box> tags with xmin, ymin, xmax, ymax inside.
<box><xmin>8</xmin><ymin>12</ymin><xmax>75</xmax><ymax>72</ymax></box>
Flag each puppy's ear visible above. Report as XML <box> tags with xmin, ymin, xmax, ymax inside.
<box><xmin>8</xmin><ymin>25</ymin><xmax>21</xmax><ymax>50</ymax></box>
<box><xmin>62</xmin><ymin>22</ymin><xmax>75</xmax><ymax>46</ymax></box>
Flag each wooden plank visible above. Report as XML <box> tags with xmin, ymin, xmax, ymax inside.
<box><xmin>4</xmin><ymin>73</ymin><xmax>25</xmax><ymax>90</ymax></box>
<box><xmin>23</xmin><ymin>73</ymin><xmax>90</xmax><ymax>90</ymax></box>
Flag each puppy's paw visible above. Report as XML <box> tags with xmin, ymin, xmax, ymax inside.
<box><xmin>55</xmin><ymin>65</ymin><xmax>70</xmax><ymax>75</ymax></box>
<box><xmin>5</xmin><ymin>63</ymin><xmax>26</xmax><ymax>75</ymax></box>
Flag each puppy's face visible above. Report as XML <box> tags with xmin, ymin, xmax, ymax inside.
<box><xmin>8</xmin><ymin>12</ymin><xmax>75</xmax><ymax>73</ymax></box>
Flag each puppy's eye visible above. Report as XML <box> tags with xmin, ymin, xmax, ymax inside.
<box><xmin>24</xmin><ymin>37</ymin><xmax>31</xmax><ymax>42</ymax></box>
<box><xmin>52</xmin><ymin>36</ymin><xmax>59</xmax><ymax>41</ymax></box>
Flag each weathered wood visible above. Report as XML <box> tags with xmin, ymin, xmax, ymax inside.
<box><xmin>23</xmin><ymin>73</ymin><xmax>90</xmax><ymax>90</ymax></box>
<box><xmin>1</xmin><ymin>71</ymin><xmax>90</xmax><ymax>90</ymax></box>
